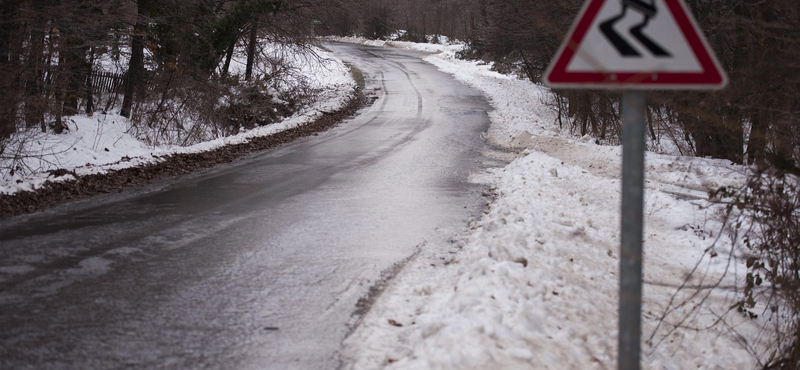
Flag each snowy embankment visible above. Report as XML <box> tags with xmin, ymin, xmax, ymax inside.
<box><xmin>0</xmin><ymin>45</ymin><xmax>355</xmax><ymax>196</ymax></box>
<box><xmin>339</xmin><ymin>39</ymin><xmax>763</xmax><ymax>368</ymax></box>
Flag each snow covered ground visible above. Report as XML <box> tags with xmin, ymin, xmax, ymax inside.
<box><xmin>0</xmin><ymin>45</ymin><xmax>355</xmax><ymax>195</ymax></box>
<box><xmin>336</xmin><ymin>38</ymin><xmax>765</xmax><ymax>369</ymax></box>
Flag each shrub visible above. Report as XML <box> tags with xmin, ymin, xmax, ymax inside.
<box><xmin>713</xmin><ymin>171</ymin><xmax>800</xmax><ymax>369</ymax></box>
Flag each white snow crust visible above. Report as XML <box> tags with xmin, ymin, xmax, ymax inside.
<box><xmin>337</xmin><ymin>38</ymin><xmax>764</xmax><ymax>369</ymax></box>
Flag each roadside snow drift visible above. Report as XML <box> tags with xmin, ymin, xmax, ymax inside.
<box><xmin>339</xmin><ymin>39</ymin><xmax>762</xmax><ymax>369</ymax></box>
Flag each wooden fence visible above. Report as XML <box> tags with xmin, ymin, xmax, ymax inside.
<box><xmin>88</xmin><ymin>71</ymin><xmax>125</xmax><ymax>93</ymax></box>
<box><xmin>43</xmin><ymin>70</ymin><xmax>127</xmax><ymax>93</ymax></box>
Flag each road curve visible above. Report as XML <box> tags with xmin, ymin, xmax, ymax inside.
<box><xmin>0</xmin><ymin>42</ymin><xmax>493</xmax><ymax>370</ymax></box>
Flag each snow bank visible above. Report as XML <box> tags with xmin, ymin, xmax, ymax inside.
<box><xmin>0</xmin><ymin>45</ymin><xmax>355</xmax><ymax>195</ymax></box>
<box><xmin>339</xmin><ymin>38</ymin><xmax>761</xmax><ymax>369</ymax></box>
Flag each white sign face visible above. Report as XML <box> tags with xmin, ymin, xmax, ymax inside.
<box><xmin>544</xmin><ymin>0</ymin><xmax>727</xmax><ymax>89</ymax></box>
<box><xmin>567</xmin><ymin>0</ymin><xmax>701</xmax><ymax>72</ymax></box>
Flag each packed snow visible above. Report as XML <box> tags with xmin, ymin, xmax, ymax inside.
<box><xmin>335</xmin><ymin>38</ymin><xmax>765</xmax><ymax>369</ymax></box>
<box><xmin>0</xmin><ymin>44</ymin><xmax>355</xmax><ymax>195</ymax></box>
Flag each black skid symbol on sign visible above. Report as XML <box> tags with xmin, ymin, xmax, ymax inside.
<box><xmin>599</xmin><ymin>0</ymin><xmax>671</xmax><ymax>57</ymax></box>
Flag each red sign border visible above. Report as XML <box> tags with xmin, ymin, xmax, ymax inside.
<box><xmin>543</xmin><ymin>0</ymin><xmax>728</xmax><ymax>89</ymax></box>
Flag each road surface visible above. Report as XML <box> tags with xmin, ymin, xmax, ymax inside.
<box><xmin>0</xmin><ymin>42</ymin><xmax>494</xmax><ymax>369</ymax></box>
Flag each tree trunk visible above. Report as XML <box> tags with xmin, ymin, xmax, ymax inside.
<box><xmin>121</xmin><ymin>0</ymin><xmax>150</xmax><ymax>118</ymax></box>
<box><xmin>245</xmin><ymin>17</ymin><xmax>259</xmax><ymax>81</ymax></box>
<box><xmin>646</xmin><ymin>104</ymin><xmax>657</xmax><ymax>143</ymax></box>
<box><xmin>0</xmin><ymin>0</ymin><xmax>23</xmax><ymax>139</ymax></box>
<box><xmin>221</xmin><ymin>37</ymin><xmax>237</xmax><ymax>78</ymax></box>
<box><xmin>59</xmin><ymin>33</ymin><xmax>87</xmax><ymax>120</ymax></box>
<box><xmin>746</xmin><ymin>107</ymin><xmax>766</xmax><ymax>166</ymax></box>
<box><xmin>84</xmin><ymin>48</ymin><xmax>95</xmax><ymax>115</ymax></box>
<box><xmin>720</xmin><ymin>111</ymin><xmax>744</xmax><ymax>164</ymax></box>
<box><xmin>24</xmin><ymin>26</ymin><xmax>46</xmax><ymax>131</ymax></box>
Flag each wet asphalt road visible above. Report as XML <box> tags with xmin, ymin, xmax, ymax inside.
<box><xmin>0</xmin><ymin>42</ymin><xmax>493</xmax><ymax>369</ymax></box>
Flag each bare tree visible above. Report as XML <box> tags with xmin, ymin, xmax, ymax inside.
<box><xmin>121</xmin><ymin>0</ymin><xmax>150</xmax><ymax>118</ymax></box>
<box><xmin>0</xmin><ymin>0</ymin><xmax>25</xmax><ymax>140</ymax></box>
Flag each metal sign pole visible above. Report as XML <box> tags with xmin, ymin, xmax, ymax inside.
<box><xmin>542</xmin><ymin>1</ymin><xmax>727</xmax><ymax>368</ymax></box>
<box><xmin>619</xmin><ymin>90</ymin><xmax>646</xmax><ymax>370</ymax></box>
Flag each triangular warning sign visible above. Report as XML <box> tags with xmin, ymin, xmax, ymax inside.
<box><xmin>544</xmin><ymin>0</ymin><xmax>727</xmax><ymax>89</ymax></box>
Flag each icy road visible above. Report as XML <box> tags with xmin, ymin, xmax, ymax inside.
<box><xmin>0</xmin><ymin>43</ymin><xmax>494</xmax><ymax>369</ymax></box>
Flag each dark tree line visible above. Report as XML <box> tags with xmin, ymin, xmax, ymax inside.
<box><xmin>310</xmin><ymin>0</ymin><xmax>798</xmax><ymax>169</ymax></box>
<box><xmin>2</xmin><ymin>0</ymin><xmax>795</xmax><ymax>168</ymax></box>
<box><xmin>0</xmin><ymin>0</ymin><xmax>481</xmax><ymax>148</ymax></box>
<box><xmin>0</xmin><ymin>0</ymin><xmax>124</xmax><ymax>137</ymax></box>
<box><xmin>314</xmin><ymin>0</ymin><xmax>483</xmax><ymax>42</ymax></box>
<box><xmin>0</xmin><ymin>0</ymin><xmax>345</xmax><ymax>147</ymax></box>
<box><xmin>320</xmin><ymin>0</ymin><xmax>800</xmax><ymax>173</ymax></box>
<box><xmin>471</xmin><ymin>0</ymin><xmax>800</xmax><ymax>171</ymax></box>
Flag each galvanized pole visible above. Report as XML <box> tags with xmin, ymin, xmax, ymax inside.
<box><xmin>619</xmin><ymin>90</ymin><xmax>646</xmax><ymax>370</ymax></box>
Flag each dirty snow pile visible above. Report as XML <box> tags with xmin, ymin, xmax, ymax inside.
<box><xmin>339</xmin><ymin>40</ymin><xmax>765</xmax><ymax>368</ymax></box>
<box><xmin>0</xmin><ymin>44</ymin><xmax>355</xmax><ymax>195</ymax></box>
